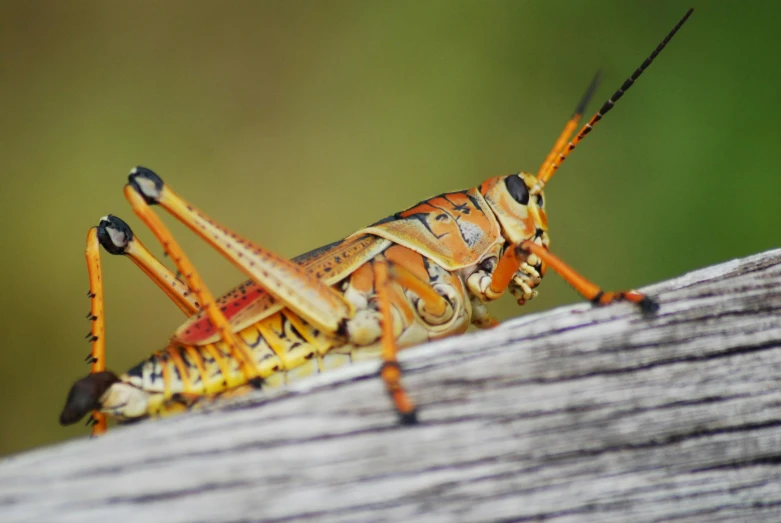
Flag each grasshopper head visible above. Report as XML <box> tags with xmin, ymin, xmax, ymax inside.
<box><xmin>477</xmin><ymin>172</ymin><xmax>548</xmax><ymax>306</ymax></box>
<box><xmin>480</xmin><ymin>173</ymin><xmax>548</xmax><ymax>248</ymax></box>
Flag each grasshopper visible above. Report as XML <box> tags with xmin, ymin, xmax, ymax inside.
<box><xmin>61</xmin><ymin>9</ymin><xmax>693</xmax><ymax>435</ymax></box>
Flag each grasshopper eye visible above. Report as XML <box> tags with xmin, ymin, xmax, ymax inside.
<box><xmin>505</xmin><ymin>175</ymin><xmax>529</xmax><ymax>205</ymax></box>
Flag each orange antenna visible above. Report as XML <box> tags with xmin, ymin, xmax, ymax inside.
<box><xmin>536</xmin><ymin>70</ymin><xmax>602</xmax><ymax>180</ymax></box>
<box><xmin>536</xmin><ymin>8</ymin><xmax>694</xmax><ymax>188</ymax></box>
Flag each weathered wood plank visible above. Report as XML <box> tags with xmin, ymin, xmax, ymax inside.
<box><xmin>1</xmin><ymin>249</ymin><xmax>781</xmax><ymax>523</ymax></box>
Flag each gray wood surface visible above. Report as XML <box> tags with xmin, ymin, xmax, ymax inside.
<box><xmin>2</xmin><ymin>249</ymin><xmax>781</xmax><ymax>523</ymax></box>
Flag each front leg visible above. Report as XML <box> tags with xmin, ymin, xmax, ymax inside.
<box><xmin>520</xmin><ymin>241</ymin><xmax>659</xmax><ymax>313</ymax></box>
<box><xmin>487</xmin><ymin>241</ymin><xmax>658</xmax><ymax>313</ymax></box>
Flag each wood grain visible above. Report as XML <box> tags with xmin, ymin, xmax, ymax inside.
<box><xmin>2</xmin><ymin>249</ymin><xmax>780</xmax><ymax>523</ymax></box>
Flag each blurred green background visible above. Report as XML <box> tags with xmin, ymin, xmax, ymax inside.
<box><xmin>1</xmin><ymin>1</ymin><xmax>778</xmax><ymax>456</ymax></box>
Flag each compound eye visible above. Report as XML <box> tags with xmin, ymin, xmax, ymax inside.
<box><xmin>505</xmin><ymin>175</ymin><xmax>529</xmax><ymax>205</ymax></box>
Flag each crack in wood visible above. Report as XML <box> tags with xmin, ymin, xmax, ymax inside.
<box><xmin>2</xmin><ymin>249</ymin><xmax>781</xmax><ymax>522</ymax></box>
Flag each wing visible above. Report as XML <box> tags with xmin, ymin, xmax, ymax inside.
<box><xmin>356</xmin><ymin>187</ymin><xmax>501</xmax><ymax>271</ymax></box>
<box><xmin>174</xmin><ymin>235</ymin><xmax>391</xmax><ymax>345</ymax></box>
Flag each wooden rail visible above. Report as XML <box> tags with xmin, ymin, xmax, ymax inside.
<box><xmin>2</xmin><ymin>249</ymin><xmax>781</xmax><ymax>522</ymax></box>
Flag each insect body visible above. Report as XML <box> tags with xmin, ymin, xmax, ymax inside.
<box><xmin>61</xmin><ymin>9</ymin><xmax>693</xmax><ymax>435</ymax></box>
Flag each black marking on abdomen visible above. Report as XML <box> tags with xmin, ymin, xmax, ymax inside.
<box><xmin>127</xmin><ymin>361</ymin><xmax>144</xmax><ymax>380</ymax></box>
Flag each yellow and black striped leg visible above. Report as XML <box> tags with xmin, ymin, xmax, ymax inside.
<box><xmin>374</xmin><ymin>259</ymin><xmax>418</xmax><ymax>425</ymax></box>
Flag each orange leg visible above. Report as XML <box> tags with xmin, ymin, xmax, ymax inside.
<box><xmin>96</xmin><ymin>215</ymin><xmax>199</xmax><ymax>316</ymax></box>
<box><xmin>374</xmin><ymin>259</ymin><xmax>418</xmax><ymax>424</ymax></box>
<box><xmin>489</xmin><ymin>241</ymin><xmax>658</xmax><ymax>313</ymax></box>
<box><xmin>123</xmin><ymin>183</ymin><xmax>259</xmax><ymax>381</ymax></box>
<box><xmin>62</xmin><ymin>217</ymin><xmax>200</xmax><ymax>435</ymax></box>
<box><xmin>60</xmin><ymin>229</ymin><xmax>138</xmax><ymax>434</ymax></box>
<box><xmin>165</xmin><ymin>347</ymin><xmax>193</xmax><ymax>394</ymax></box>
<box><xmin>387</xmin><ymin>261</ymin><xmax>450</xmax><ymax>320</ymax></box>
<box><xmin>127</xmin><ymin>167</ymin><xmax>352</xmax><ymax>335</ymax></box>
<box><xmin>488</xmin><ymin>244</ymin><xmax>527</xmax><ymax>299</ymax></box>
<box><xmin>84</xmin><ymin>228</ymin><xmax>107</xmax><ymax>436</ymax></box>
<box><xmin>521</xmin><ymin>242</ymin><xmax>658</xmax><ymax>312</ymax></box>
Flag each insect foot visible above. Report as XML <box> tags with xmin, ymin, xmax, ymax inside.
<box><xmin>639</xmin><ymin>296</ymin><xmax>660</xmax><ymax>314</ymax></box>
<box><xmin>510</xmin><ymin>262</ymin><xmax>543</xmax><ymax>306</ymax></box>
<box><xmin>591</xmin><ymin>290</ymin><xmax>660</xmax><ymax>315</ymax></box>
<box><xmin>380</xmin><ymin>361</ymin><xmax>418</xmax><ymax>426</ymax></box>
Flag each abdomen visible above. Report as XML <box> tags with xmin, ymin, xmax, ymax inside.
<box><xmin>115</xmin><ymin>244</ymin><xmax>472</xmax><ymax>419</ymax></box>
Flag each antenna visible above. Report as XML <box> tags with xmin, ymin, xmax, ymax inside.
<box><xmin>535</xmin><ymin>70</ymin><xmax>602</xmax><ymax>179</ymax></box>
<box><xmin>535</xmin><ymin>8</ymin><xmax>694</xmax><ymax>189</ymax></box>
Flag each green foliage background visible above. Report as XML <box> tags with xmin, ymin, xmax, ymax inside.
<box><xmin>1</xmin><ymin>1</ymin><xmax>778</xmax><ymax>456</ymax></box>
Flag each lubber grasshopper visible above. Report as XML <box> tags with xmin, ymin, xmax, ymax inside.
<box><xmin>61</xmin><ymin>9</ymin><xmax>693</xmax><ymax>436</ymax></box>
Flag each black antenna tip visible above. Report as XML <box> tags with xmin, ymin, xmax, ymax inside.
<box><xmin>573</xmin><ymin>69</ymin><xmax>603</xmax><ymax>118</ymax></box>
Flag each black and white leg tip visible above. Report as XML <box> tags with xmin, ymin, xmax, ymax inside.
<box><xmin>97</xmin><ymin>214</ymin><xmax>133</xmax><ymax>255</ymax></box>
<box><xmin>128</xmin><ymin>166</ymin><xmax>164</xmax><ymax>204</ymax></box>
